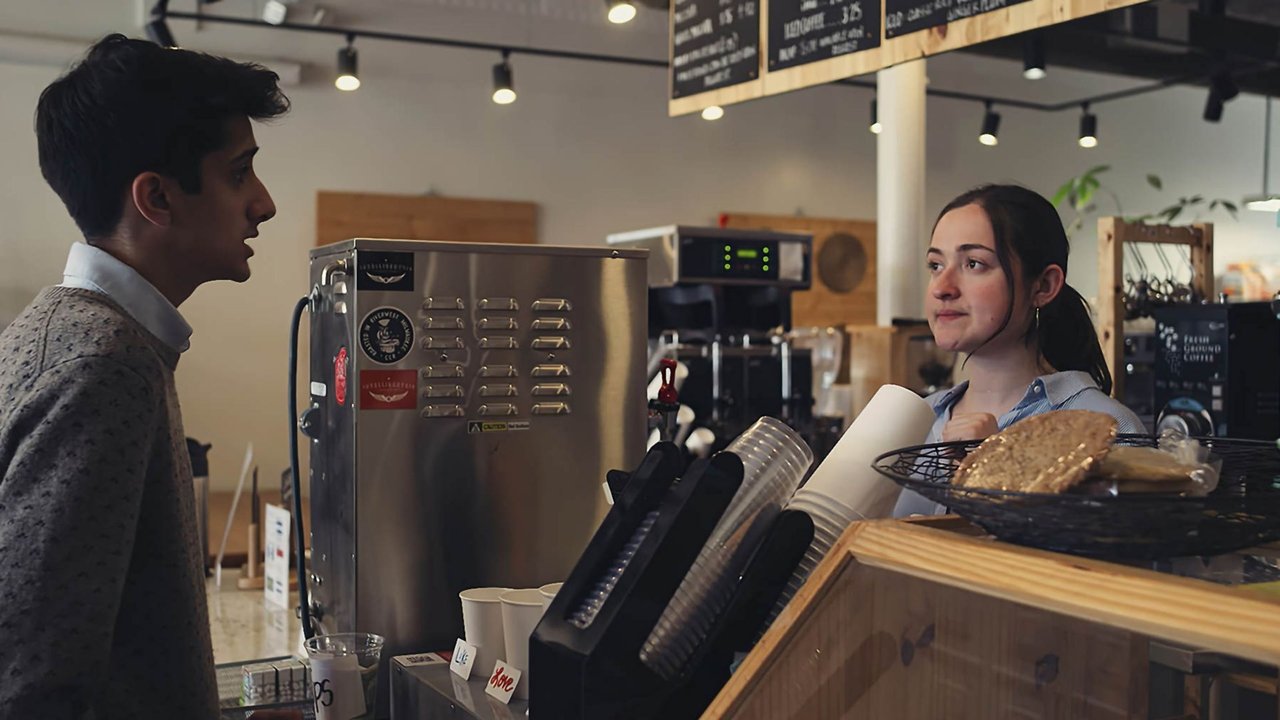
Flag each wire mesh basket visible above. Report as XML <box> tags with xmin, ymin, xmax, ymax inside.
<box><xmin>873</xmin><ymin>435</ymin><xmax>1280</xmax><ymax>560</ymax></box>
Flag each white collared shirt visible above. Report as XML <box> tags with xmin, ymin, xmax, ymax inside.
<box><xmin>59</xmin><ymin>242</ymin><xmax>193</xmax><ymax>352</ymax></box>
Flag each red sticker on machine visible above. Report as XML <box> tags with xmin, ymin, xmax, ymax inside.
<box><xmin>334</xmin><ymin>347</ymin><xmax>349</xmax><ymax>406</ymax></box>
<box><xmin>360</xmin><ymin>370</ymin><xmax>417</xmax><ymax>410</ymax></box>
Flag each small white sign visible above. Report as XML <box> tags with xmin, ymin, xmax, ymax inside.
<box><xmin>395</xmin><ymin>652</ymin><xmax>448</xmax><ymax>668</ymax></box>
<box><xmin>450</xmin><ymin>638</ymin><xmax>478</xmax><ymax>680</ymax></box>
<box><xmin>484</xmin><ymin>660</ymin><xmax>522</xmax><ymax>705</ymax></box>
<box><xmin>263</xmin><ymin>503</ymin><xmax>291</xmax><ymax>609</ymax></box>
<box><xmin>310</xmin><ymin>652</ymin><xmax>367</xmax><ymax>720</ymax></box>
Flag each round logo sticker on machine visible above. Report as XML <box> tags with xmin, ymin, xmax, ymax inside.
<box><xmin>333</xmin><ymin>347</ymin><xmax>348</xmax><ymax>406</ymax></box>
<box><xmin>359</xmin><ymin>308</ymin><xmax>414</xmax><ymax>364</ymax></box>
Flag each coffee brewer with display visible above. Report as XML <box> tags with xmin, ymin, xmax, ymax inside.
<box><xmin>606</xmin><ymin>225</ymin><xmax>815</xmax><ymax>454</ymax></box>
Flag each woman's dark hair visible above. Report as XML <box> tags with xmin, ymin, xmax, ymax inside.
<box><xmin>936</xmin><ymin>184</ymin><xmax>1113</xmax><ymax>394</ymax></box>
<box><xmin>35</xmin><ymin>34</ymin><xmax>290</xmax><ymax>240</ymax></box>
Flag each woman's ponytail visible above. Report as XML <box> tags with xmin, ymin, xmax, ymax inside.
<box><xmin>1038</xmin><ymin>283</ymin><xmax>1112</xmax><ymax>395</ymax></box>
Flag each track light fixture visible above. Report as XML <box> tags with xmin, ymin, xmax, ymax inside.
<box><xmin>979</xmin><ymin>101</ymin><xmax>1000</xmax><ymax>146</ymax></box>
<box><xmin>1203</xmin><ymin>70</ymin><xmax>1238</xmax><ymax>123</ymax></box>
<box><xmin>335</xmin><ymin>34</ymin><xmax>360</xmax><ymax>91</ymax></box>
<box><xmin>146</xmin><ymin>17</ymin><xmax>177</xmax><ymax>47</ymax></box>
<box><xmin>145</xmin><ymin>0</ymin><xmax>177</xmax><ymax>47</ymax></box>
<box><xmin>701</xmin><ymin>105</ymin><xmax>724</xmax><ymax>121</ymax></box>
<box><xmin>1078</xmin><ymin>104</ymin><xmax>1098</xmax><ymax>148</ymax></box>
<box><xmin>1023</xmin><ymin>32</ymin><xmax>1046</xmax><ymax>80</ymax></box>
<box><xmin>607</xmin><ymin>0</ymin><xmax>637</xmax><ymax>24</ymax></box>
<box><xmin>869</xmin><ymin>98</ymin><xmax>881</xmax><ymax>134</ymax></box>
<box><xmin>1244</xmin><ymin>96</ymin><xmax>1280</xmax><ymax>212</ymax></box>
<box><xmin>492</xmin><ymin>50</ymin><xmax>516</xmax><ymax>105</ymax></box>
<box><xmin>263</xmin><ymin>0</ymin><xmax>289</xmax><ymax>25</ymax></box>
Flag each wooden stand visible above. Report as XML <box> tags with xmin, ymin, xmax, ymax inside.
<box><xmin>705</xmin><ymin>519</ymin><xmax>1280</xmax><ymax>719</ymax></box>
<box><xmin>845</xmin><ymin>322</ymin><xmax>936</xmax><ymax>417</ymax></box>
<box><xmin>1096</xmin><ymin>217</ymin><xmax>1214</xmax><ymax>401</ymax></box>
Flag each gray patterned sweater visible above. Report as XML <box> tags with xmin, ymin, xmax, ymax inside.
<box><xmin>0</xmin><ymin>287</ymin><xmax>218</xmax><ymax>719</ymax></box>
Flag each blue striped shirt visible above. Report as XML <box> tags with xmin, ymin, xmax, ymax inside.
<box><xmin>892</xmin><ymin>370</ymin><xmax>1145</xmax><ymax>517</ymax></box>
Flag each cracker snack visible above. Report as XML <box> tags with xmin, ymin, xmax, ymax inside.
<box><xmin>953</xmin><ymin>410</ymin><xmax>1118</xmax><ymax>493</ymax></box>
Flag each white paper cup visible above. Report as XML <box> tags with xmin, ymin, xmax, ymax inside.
<box><xmin>538</xmin><ymin>582</ymin><xmax>563</xmax><ymax>605</ymax></box>
<box><xmin>459</xmin><ymin>587</ymin><xmax>509</xmax><ymax>677</ymax></box>
<box><xmin>500</xmin><ymin>588</ymin><xmax>546</xmax><ymax>700</ymax></box>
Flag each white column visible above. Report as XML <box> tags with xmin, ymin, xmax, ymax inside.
<box><xmin>876</xmin><ymin>59</ymin><xmax>928</xmax><ymax>326</ymax></box>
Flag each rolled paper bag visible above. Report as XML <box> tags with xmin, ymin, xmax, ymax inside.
<box><xmin>797</xmin><ymin>384</ymin><xmax>935</xmax><ymax>520</ymax></box>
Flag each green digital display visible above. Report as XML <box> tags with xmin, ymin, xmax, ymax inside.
<box><xmin>736</xmin><ymin>248</ymin><xmax>759</xmax><ymax>259</ymax></box>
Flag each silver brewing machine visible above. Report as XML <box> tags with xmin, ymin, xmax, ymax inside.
<box><xmin>302</xmin><ymin>239</ymin><xmax>647</xmax><ymax>709</ymax></box>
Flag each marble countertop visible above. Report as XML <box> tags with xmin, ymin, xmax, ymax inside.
<box><xmin>207</xmin><ymin>576</ymin><xmax>304</xmax><ymax>664</ymax></box>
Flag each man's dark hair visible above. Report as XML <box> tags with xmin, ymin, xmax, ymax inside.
<box><xmin>36</xmin><ymin>33</ymin><xmax>290</xmax><ymax>239</ymax></box>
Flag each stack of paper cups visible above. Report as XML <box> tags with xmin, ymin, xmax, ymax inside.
<box><xmin>459</xmin><ymin>587</ymin><xmax>509</xmax><ymax>676</ymax></box>
<box><xmin>500</xmin><ymin>588</ymin><xmax>547</xmax><ymax>700</ymax></box>
<box><xmin>769</xmin><ymin>384</ymin><xmax>935</xmax><ymax>622</ymax></box>
<box><xmin>640</xmin><ymin>417</ymin><xmax>814</xmax><ymax>680</ymax></box>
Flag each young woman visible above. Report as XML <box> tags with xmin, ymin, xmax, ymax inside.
<box><xmin>894</xmin><ymin>184</ymin><xmax>1144</xmax><ymax>516</ymax></box>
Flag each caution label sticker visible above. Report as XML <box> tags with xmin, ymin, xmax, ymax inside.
<box><xmin>467</xmin><ymin>420</ymin><xmax>530</xmax><ymax>434</ymax></box>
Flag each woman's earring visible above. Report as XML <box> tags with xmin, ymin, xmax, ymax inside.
<box><xmin>1035</xmin><ymin>306</ymin><xmax>1041</xmax><ymax>331</ymax></box>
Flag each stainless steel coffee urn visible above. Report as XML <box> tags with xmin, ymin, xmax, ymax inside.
<box><xmin>303</xmin><ymin>239</ymin><xmax>647</xmax><ymax>699</ymax></box>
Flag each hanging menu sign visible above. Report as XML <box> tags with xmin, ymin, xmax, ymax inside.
<box><xmin>768</xmin><ymin>0</ymin><xmax>881</xmax><ymax>72</ymax></box>
<box><xmin>671</xmin><ymin>0</ymin><xmax>761</xmax><ymax>99</ymax></box>
<box><xmin>884</xmin><ymin>0</ymin><xmax>1033</xmax><ymax>39</ymax></box>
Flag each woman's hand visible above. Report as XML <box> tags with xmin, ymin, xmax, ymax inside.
<box><xmin>942</xmin><ymin>412</ymin><xmax>999</xmax><ymax>443</ymax></box>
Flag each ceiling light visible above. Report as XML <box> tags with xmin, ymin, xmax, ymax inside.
<box><xmin>1245</xmin><ymin>197</ymin><xmax>1280</xmax><ymax>212</ymax></box>
<box><xmin>1078</xmin><ymin>104</ymin><xmax>1098</xmax><ymax>148</ymax></box>
<box><xmin>979</xmin><ymin>102</ymin><xmax>1000</xmax><ymax>146</ymax></box>
<box><xmin>701</xmin><ymin>105</ymin><xmax>724</xmax><ymax>121</ymax></box>
<box><xmin>869</xmin><ymin>98</ymin><xmax>881</xmax><ymax>134</ymax></box>
<box><xmin>1245</xmin><ymin>96</ymin><xmax>1280</xmax><ymax>212</ymax></box>
<box><xmin>492</xmin><ymin>50</ymin><xmax>516</xmax><ymax>105</ymax></box>
<box><xmin>1204</xmin><ymin>70</ymin><xmax>1238</xmax><ymax>123</ymax></box>
<box><xmin>1023</xmin><ymin>32</ymin><xmax>1046</xmax><ymax>80</ymax></box>
<box><xmin>145</xmin><ymin>17</ymin><xmax>177</xmax><ymax>48</ymax></box>
<box><xmin>335</xmin><ymin>34</ymin><xmax>360</xmax><ymax>91</ymax></box>
<box><xmin>607</xmin><ymin>0</ymin><xmax>637</xmax><ymax>24</ymax></box>
<box><xmin>263</xmin><ymin>0</ymin><xmax>289</xmax><ymax>25</ymax></box>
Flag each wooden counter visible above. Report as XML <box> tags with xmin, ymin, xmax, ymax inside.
<box><xmin>706</xmin><ymin>518</ymin><xmax>1280</xmax><ymax>719</ymax></box>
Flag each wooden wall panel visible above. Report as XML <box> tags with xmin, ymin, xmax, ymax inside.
<box><xmin>316</xmin><ymin>191</ymin><xmax>538</xmax><ymax>248</ymax></box>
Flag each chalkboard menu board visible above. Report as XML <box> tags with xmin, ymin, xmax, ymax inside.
<box><xmin>768</xmin><ymin>0</ymin><xmax>881</xmax><ymax>72</ymax></box>
<box><xmin>671</xmin><ymin>0</ymin><xmax>761</xmax><ymax>99</ymax></box>
<box><xmin>885</xmin><ymin>0</ymin><xmax>1033</xmax><ymax>39</ymax></box>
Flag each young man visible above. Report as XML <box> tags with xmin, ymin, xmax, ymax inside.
<box><xmin>0</xmin><ymin>34</ymin><xmax>288</xmax><ymax>719</ymax></box>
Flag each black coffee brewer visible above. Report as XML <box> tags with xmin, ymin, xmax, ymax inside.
<box><xmin>607</xmin><ymin>225</ymin><xmax>817</xmax><ymax>455</ymax></box>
